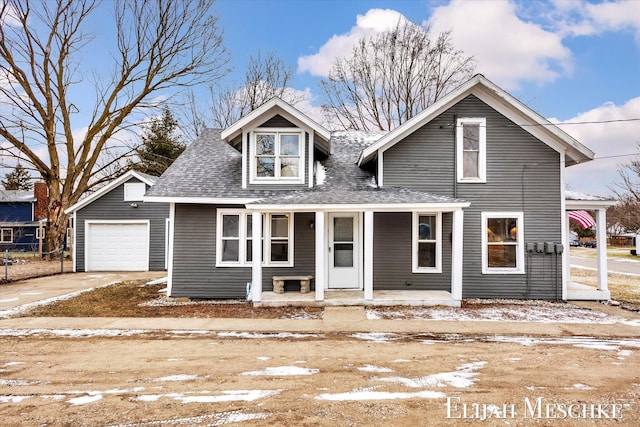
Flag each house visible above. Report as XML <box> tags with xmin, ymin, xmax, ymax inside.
<box><xmin>0</xmin><ymin>182</ymin><xmax>48</xmax><ymax>251</ymax></box>
<box><xmin>145</xmin><ymin>74</ymin><xmax>607</xmax><ymax>306</ymax></box>
<box><xmin>65</xmin><ymin>170</ymin><xmax>169</xmax><ymax>272</ymax></box>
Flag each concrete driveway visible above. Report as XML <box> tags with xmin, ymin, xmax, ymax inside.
<box><xmin>0</xmin><ymin>271</ymin><xmax>165</xmax><ymax>314</ymax></box>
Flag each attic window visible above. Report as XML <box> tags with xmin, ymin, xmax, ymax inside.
<box><xmin>250</xmin><ymin>129</ymin><xmax>305</xmax><ymax>184</ymax></box>
<box><xmin>456</xmin><ymin>118</ymin><xmax>486</xmax><ymax>183</ymax></box>
<box><xmin>124</xmin><ymin>182</ymin><xmax>146</xmax><ymax>201</ymax></box>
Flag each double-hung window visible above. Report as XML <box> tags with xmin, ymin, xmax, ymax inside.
<box><xmin>1</xmin><ymin>228</ymin><xmax>13</xmax><ymax>243</ymax></box>
<box><xmin>412</xmin><ymin>212</ymin><xmax>441</xmax><ymax>273</ymax></box>
<box><xmin>216</xmin><ymin>210</ymin><xmax>294</xmax><ymax>267</ymax></box>
<box><xmin>482</xmin><ymin>212</ymin><xmax>524</xmax><ymax>274</ymax></box>
<box><xmin>456</xmin><ymin>118</ymin><xmax>486</xmax><ymax>183</ymax></box>
<box><xmin>252</xmin><ymin>130</ymin><xmax>305</xmax><ymax>184</ymax></box>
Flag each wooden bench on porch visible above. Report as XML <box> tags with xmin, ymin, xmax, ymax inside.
<box><xmin>272</xmin><ymin>275</ymin><xmax>313</xmax><ymax>294</ymax></box>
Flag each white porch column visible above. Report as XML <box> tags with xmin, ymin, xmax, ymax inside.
<box><xmin>364</xmin><ymin>211</ymin><xmax>374</xmax><ymax>300</ymax></box>
<box><xmin>563</xmin><ymin>211</ymin><xmax>572</xmax><ymax>300</ymax></box>
<box><xmin>596</xmin><ymin>208</ymin><xmax>608</xmax><ymax>292</ymax></box>
<box><xmin>251</xmin><ymin>211</ymin><xmax>263</xmax><ymax>302</ymax></box>
<box><xmin>314</xmin><ymin>211</ymin><xmax>325</xmax><ymax>301</ymax></box>
<box><xmin>451</xmin><ymin>209</ymin><xmax>464</xmax><ymax>301</ymax></box>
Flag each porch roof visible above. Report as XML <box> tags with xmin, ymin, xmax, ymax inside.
<box><xmin>245</xmin><ymin>187</ymin><xmax>469</xmax><ymax>211</ymax></box>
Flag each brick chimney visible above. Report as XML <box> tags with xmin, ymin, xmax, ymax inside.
<box><xmin>33</xmin><ymin>182</ymin><xmax>48</xmax><ymax>220</ymax></box>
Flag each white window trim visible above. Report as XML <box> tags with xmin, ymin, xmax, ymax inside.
<box><xmin>124</xmin><ymin>182</ymin><xmax>146</xmax><ymax>201</ymax></box>
<box><xmin>264</xmin><ymin>213</ymin><xmax>294</xmax><ymax>267</ymax></box>
<box><xmin>249</xmin><ymin>127</ymin><xmax>306</xmax><ymax>185</ymax></box>
<box><xmin>482</xmin><ymin>211</ymin><xmax>525</xmax><ymax>275</ymax></box>
<box><xmin>412</xmin><ymin>212</ymin><xmax>442</xmax><ymax>273</ymax></box>
<box><xmin>216</xmin><ymin>210</ymin><xmax>294</xmax><ymax>267</ymax></box>
<box><xmin>456</xmin><ymin>117</ymin><xmax>486</xmax><ymax>183</ymax></box>
<box><xmin>1</xmin><ymin>228</ymin><xmax>13</xmax><ymax>243</ymax></box>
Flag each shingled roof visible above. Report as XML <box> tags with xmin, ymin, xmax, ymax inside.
<box><xmin>146</xmin><ymin>128</ymin><xmax>467</xmax><ymax>207</ymax></box>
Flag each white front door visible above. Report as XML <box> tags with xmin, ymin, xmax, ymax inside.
<box><xmin>328</xmin><ymin>213</ymin><xmax>360</xmax><ymax>289</ymax></box>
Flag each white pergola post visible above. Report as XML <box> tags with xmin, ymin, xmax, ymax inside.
<box><xmin>314</xmin><ymin>211</ymin><xmax>325</xmax><ymax>301</ymax></box>
<box><xmin>596</xmin><ymin>208</ymin><xmax>608</xmax><ymax>292</ymax></box>
<box><xmin>251</xmin><ymin>211</ymin><xmax>263</xmax><ymax>302</ymax></box>
<box><xmin>364</xmin><ymin>211</ymin><xmax>374</xmax><ymax>300</ymax></box>
<box><xmin>451</xmin><ymin>209</ymin><xmax>464</xmax><ymax>301</ymax></box>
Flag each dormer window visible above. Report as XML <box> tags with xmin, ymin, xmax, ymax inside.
<box><xmin>251</xmin><ymin>129</ymin><xmax>305</xmax><ymax>184</ymax></box>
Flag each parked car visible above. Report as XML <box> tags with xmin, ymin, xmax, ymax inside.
<box><xmin>569</xmin><ymin>240</ymin><xmax>582</xmax><ymax>247</ymax></box>
<box><xmin>584</xmin><ymin>240</ymin><xmax>597</xmax><ymax>248</ymax></box>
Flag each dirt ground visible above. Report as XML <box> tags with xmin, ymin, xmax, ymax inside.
<box><xmin>1</xmin><ymin>333</ymin><xmax>639</xmax><ymax>426</ymax></box>
<box><xmin>0</xmin><ymin>257</ymin><xmax>72</xmax><ymax>284</ymax></box>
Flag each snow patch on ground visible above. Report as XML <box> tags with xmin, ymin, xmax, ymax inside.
<box><xmin>257</xmin><ymin>356</ymin><xmax>271</xmax><ymax>361</ymax></box>
<box><xmin>367</xmin><ymin>302</ymin><xmax>632</xmax><ymax>324</ymax></box>
<box><xmin>108</xmin><ymin>410</ymin><xmax>270</xmax><ymax>427</ymax></box>
<box><xmin>67</xmin><ymin>394</ymin><xmax>102</xmax><ymax>405</ymax></box>
<box><xmin>572</xmin><ymin>383</ymin><xmax>595</xmax><ymax>390</ymax></box>
<box><xmin>350</xmin><ymin>332</ymin><xmax>402</xmax><ymax>342</ymax></box>
<box><xmin>316</xmin><ymin>390</ymin><xmax>446</xmax><ymax>401</ymax></box>
<box><xmin>3</xmin><ymin>361</ymin><xmax>26</xmax><ymax>366</ymax></box>
<box><xmin>217</xmin><ymin>331</ymin><xmax>322</xmax><ymax>339</ymax></box>
<box><xmin>375</xmin><ymin>361</ymin><xmax>486</xmax><ymax>389</ymax></box>
<box><xmin>358</xmin><ymin>365</ymin><xmax>393</xmax><ymax>373</ymax></box>
<box><xmin>153</xmin><ymin>374</ymin><xmax>199</xmax><ymax>382</ymax></box>
<box><xmin>0</xmin><ymin>395</ymin><xmax>31</xmax><ymax>403</ymax></box>
<box><xmin>488</xmin><ymin>335</ymin><xmax>640</xmax><ymax>351</ymax></box>
<box><xmin>240</xmin><ymin>366</ymin><xmax>319</xmax><ymax>376</ymax></box>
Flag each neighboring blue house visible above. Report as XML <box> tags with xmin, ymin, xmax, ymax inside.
<box><xmin>146</xmin><ymin>74</ymin><xmax>610</xmax><ymax>306</ymax></box>
<box><xmin>0</xmin><ymin>183</ymin><xmax>48</xmax><ymax>251</ymax></box>
<box><xmin>65</xmin><ymin>170</ymin><xmax>169</xmax><ymax>272</ymax></box>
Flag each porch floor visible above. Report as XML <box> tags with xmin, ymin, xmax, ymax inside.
<box><xmin>566</xmin><ymin>281</ymin><xmax>611</xmax><ymax>301</ymax></box>
<box><xmin>254</xmin><ymin>290</ymin><xmax>460</xmax><ymax>308</ymax></box>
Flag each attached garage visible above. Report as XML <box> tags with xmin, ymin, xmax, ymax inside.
<box><xmin>85</xmin><ymin>221</ymin><xmax>150</xmax><ymax>271</ymax></box>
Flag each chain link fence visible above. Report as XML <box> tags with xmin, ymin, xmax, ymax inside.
<box><xmin>1</xmin><ymin>247</ymin><xmax>72</xmax><ymax>284</ymax></box>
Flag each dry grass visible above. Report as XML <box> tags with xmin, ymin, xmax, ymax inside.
<box><xmin>24</xmin><ymin>280</ymin><xmax>323</xmax><ymax>319</ymax></box>
<box><xmin>571</xmin><ymin>267</ymin><xmax>640</xmax><ymax>303</ymax></box>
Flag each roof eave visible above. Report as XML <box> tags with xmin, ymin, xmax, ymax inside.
<box><xmin>64</xmin><ymin>170</ymin><xmax>156</xmax><ymax>214</ymax></box>
<box><xmin>221</xmin><ymin>98</ymin><xmax>331</xmax><ymax>143</ymax></box>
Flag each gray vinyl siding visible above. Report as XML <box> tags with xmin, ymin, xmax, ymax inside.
<box><xmin>75</xmin><ymin>177</ymin><xmax>169</xmax><ymax>272</ymax></box>
<box><xmin>170</xmin><ymin>206</ymin><xmax>315</xmax><ymax>298</ymax></box>
<box><xmin>373</xmin><ymin>212</ymin><xmax>452</xmax><ymax>291</ymax></box>
<box><xmin>383</xmin><ymin>95</ymin><xmax>563</xmax><ymax>299</ymax></box>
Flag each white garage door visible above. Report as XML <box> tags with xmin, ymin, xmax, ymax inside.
<box><xmin>86</xmin><ymin>222</ymin><xmax>149</xmax><ymax>271</ymax></box>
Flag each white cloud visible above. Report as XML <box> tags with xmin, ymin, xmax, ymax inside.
<box><xmin>298</xmin><ymin>9</ymin><xmax>407</xmax><ymax>77</ymax></box>
<box><xmin>426</xmin><ymin>0</ymin><xmax>572</xmax><ymax>90</ymax></box>
<box><xmin>558</xmin><ymin>97</ymin><xmax>640</xmax><ymax>196</ymax></box>
<box><xmin>552</xmin><ymin>0</ymin><xmax>640</xmax><ymax>43</ymax></box>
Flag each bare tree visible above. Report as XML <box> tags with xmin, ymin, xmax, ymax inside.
<box><xmin>0</xmin><ymin>0</ymin><xmax>229</xmax><ymax>252</ymax></box>
<box><xmin>609</xmin><ymin>144</ymin><xmax>640</xmax><ymax>233</ymax></box>
<box><xmin>185</xmin><ymin>51</ymin><xmax>302</xmax><ymax>135</ymax></box>
<box><xmin>320</xmin><ymin>20</ymin><xmax>475</xmax><ymax>131</ymax></box>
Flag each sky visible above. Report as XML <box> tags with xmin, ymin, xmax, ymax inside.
<box><xmin>212</xmin><ymin>0</ymin><xmax>640</xmax><ymax>197</ymax></box>
<box><xmin>1</xmin><ymin>0</ymin><xmax>639</xmax><ymax>197</ymax></box>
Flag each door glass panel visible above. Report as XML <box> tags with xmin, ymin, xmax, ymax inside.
<box><xmin>334</xmin><ymin>243</ymin><xmax>354</xmax><ymax>267</ymax></box>
<box><xmin>333</xmin><ymin>217</ymin><xmax>353</xmax><ymax>242</ymax></box>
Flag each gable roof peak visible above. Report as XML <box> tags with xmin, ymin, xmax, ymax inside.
<box><xmin>220</xmin><ymin>97</ymin><xmax>330</xmax><ymax>143</ymax></box>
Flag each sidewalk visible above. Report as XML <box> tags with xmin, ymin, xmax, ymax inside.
<box><xmin>1</xmin><ymin>273</ymin><xmax>640</xmax><ymax>339</ymax></box>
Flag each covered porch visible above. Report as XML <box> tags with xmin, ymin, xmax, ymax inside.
<box><xmin>255</xmin><ymin>289</ymin><xmax>459</xmax><ymax>307</ymax></box>
<box><xmin>564</xmin><ymin>191</ymin><xmax>615</xmax><ymax>301</ymax></box>
<box><xmin>246</xmin><ymin>193</ymin><xmax>470</xmax><ymax>307</ymax></box>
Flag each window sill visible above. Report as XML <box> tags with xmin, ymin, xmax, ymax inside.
<box><xmin>215</xmin><ymin>262</ymin><xmax>295</xmax><ymax>268</ymax></box>
<box><xmin>412</xmin><ymin>267</ymin><xmax>442</xmax><ymax>274</ymax></box>
<box><xmin>457</xmin><ymin>178</ymin><xmax>486</xmax><ymax>184</ymax></box>
<box><xmin>482</xmin><ymin>269</ymin><xmax>525</xmax><ymax>275</ymax></box>
<box><xmin>249</xmin><ymin>179</ymin><xmax>305</xmax><ymax>185</ymax></box>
